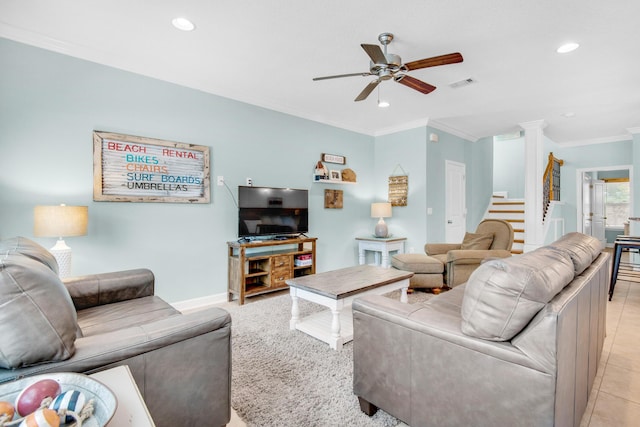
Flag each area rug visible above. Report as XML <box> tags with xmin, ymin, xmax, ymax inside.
<box><xmin>225</xmin><ymin>289</ymin><xmax>435</xmax><ymax>427</ymax></box>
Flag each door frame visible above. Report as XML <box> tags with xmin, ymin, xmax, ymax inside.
<box><xmin>576</xmin><ymin>164</ymin><xmax>633</xmax><ymax>236</ymax></box>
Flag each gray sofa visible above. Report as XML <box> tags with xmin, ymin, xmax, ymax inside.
<box><xmin>353</xmin><ymin>232</ymin><xmax>608</xmax><ymax>427</ymax></box>
<box><xmin>0</xmin><ymin>237</ymin><xmax>231</xmax><ymax>427</ymax></box>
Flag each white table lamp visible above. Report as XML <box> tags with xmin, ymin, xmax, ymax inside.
<box><xmin>34</xmin><ymin>204</ymin><xmax>88</xmax><ymax>278</ymax></box>
<box><xmin>371</xmin><ymin>202</ymin><xmax>392</xmax><ymax>238</ymax></box>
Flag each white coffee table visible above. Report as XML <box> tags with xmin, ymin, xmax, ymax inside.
<box><xmin>287</xmin><ymin>265</ymin><xmax>413</xmax><ymax>350</ymax></box>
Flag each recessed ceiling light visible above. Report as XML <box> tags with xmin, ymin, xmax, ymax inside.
<box><xmin>378</xmin><ymin>100</ymin><xmax>390</xmax><ymax>108</ymax></box>
<box><xmin>557</xmin><ymin>42</ymin><xmax>579</xmax><ymax>54</ymax></box>
<box><xmin>172</xmin><ymin>17</ymin><xmax>195</xmax><ymax>32</ymax></box>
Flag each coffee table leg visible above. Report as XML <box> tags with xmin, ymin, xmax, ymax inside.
<box><xmin>330</xmin><ymin>308</ymin><xmax>342</xmax><ymax>350</ymax></box>
<box><xmin>401</xmin><ymin>286</ymin><xmax>408</xmax><ymax>303</ymax></box>
<box><xmin>290</xmin><ymin>291</ymin><xmax>300</xmax><ymax>330</ymax></box>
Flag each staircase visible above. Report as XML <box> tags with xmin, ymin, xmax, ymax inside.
<box><xmin>486</xmin><ymin>195</ymin><xmax>525</xmax><ymax>254</ymax></box>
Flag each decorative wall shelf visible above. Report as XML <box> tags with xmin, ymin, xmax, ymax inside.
<box><xmin>313</xmin><ymin>180</ymin><xmax>357</xmax><ymax>185</ymax></box>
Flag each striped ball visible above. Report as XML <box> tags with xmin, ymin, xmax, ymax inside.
<box><xmin>19</xmin><ymin>408</ymin><xmax>60</xmax><ymax>427</ymax></box>
<box><xmin>48</xmin><ymin>390</ymin><xmax>86</xmax><ymax>424</ymax></box>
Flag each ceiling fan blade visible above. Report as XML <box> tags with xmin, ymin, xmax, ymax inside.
<box><xmin>395</xmin><ymin>75</ymin><xmax>436</xmax><ymax>94</ymax></box>
<box><xmin>354</xmin><ymin>80</ymin><xmax>380</xmax><ymax>102</ymax></box>
<box><xmin>403</xmin><ymin>52</ymin><xmax>463</xmax><ymax>71</ymax></box>
<box><xmin>313</xmin><ymin>72</ymin><xmax>372</xmax><ymax>81</ymax></box>
<box><xmin>361</xmin><ymin>44</ymin><xmax>388</xmax><ymax>64</ymax></box>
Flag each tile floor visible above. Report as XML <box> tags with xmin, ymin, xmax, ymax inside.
<box><xmin>580</xmin><ymin>274</ymin><xmax>640</xmax><ymax>426</ymax></box>
<box><xmin>226</xmin><ymin>252</ymin><xmax>640</xmax><ymax>427</ymax></box>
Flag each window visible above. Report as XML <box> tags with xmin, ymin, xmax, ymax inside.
<box><xmin>604</xmin><ymin>180</ymin><xmax>630</xmax><ymax>228</ymax></box>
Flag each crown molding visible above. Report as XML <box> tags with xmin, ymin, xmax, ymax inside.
<box><xmin>557</xmin><ymin>133</ymin><xmax>632</xmax><ymax>147</ymax></box>
<box><xmin>428</xmin><ymin>119</ymin><xmax>479</xmax><ymax>142</ymax></box>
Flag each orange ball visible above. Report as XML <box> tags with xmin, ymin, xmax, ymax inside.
<box><xmin>20</xmin><ymin>408</ymin><xmax>60</xmax><ymax>427</ymax></box>
<box><xmin>0</xmin><ymin>400</ymin><xmax>15</xmax><ymax>420</ymax></box>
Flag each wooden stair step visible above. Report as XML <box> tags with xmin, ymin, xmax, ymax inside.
<box><xmin>514</xmin><ymin>239</ymin><xmax>525</xmax><ymax>244</ymax></box>
<box><xmin>489</xmin><ymin>209</ymin><xmax>525</xmax><ymax>214</ymax></box>
<box><xmin>513</xmin><ymin>228</ymin><xmax>524</xmax><ymax>233</ymax></box>
<box><xmin>505</xmin><ymin>219</ymin><xmax>524</xmax><ymax>223</ymax></box>
<box><xmin>511</xmin><ymin>249</ymin><xmax>523</xmax><ymax>254</ymax></box>
<box><xmin>493</xmin><ymin>201</ymin><xmax>524</xmax><ymax>206</ymax></box>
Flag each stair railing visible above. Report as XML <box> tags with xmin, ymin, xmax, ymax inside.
<box><xmin>543</xmin><ymin>152</ymin><xmax>564</xmax><ymax>218</ymax></box>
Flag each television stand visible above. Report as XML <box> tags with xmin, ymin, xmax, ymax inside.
<box><xmin>227</xmin><ymin>236</ymin><xmax>317</xmax><ymax>305</ymax></box>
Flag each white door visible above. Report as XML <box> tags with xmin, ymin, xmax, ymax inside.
<box><xmin>445</xmin><ymin>160</ymin><xmax>466</xmax><ymax>243</ymax></box>
<box><xmin>591</xmin><ymin>180</ymin><xmax>606</xmax><ymax>245</ymax></box>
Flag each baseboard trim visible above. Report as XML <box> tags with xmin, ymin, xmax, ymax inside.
<box><xmin>171</xmin><ymin>292</ymin><xmax>228</xmax><ymax>313</ymax></box>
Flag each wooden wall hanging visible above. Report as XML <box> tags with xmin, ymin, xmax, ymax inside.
<box><xmin>388</xmin><ymin>165</ymin><xmax>408</xmax><ymax>206</ymax></box>
<box><xmin>324</xmin><ymin>189</ymin><xmax>343</xmax><ymax>209</ymax></box>
<box><xmin>93</xmin><ymin>131</ymin><xmax>210</xmax><ymax>203</ymax></box>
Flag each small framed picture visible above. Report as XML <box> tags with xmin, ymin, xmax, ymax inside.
<box><xmin>322</xmin><ymin>153</ymin><xmax>346</xmax><ymax>165</ymax></box>
<box><xmin>330</xmin><ymin>170</ymin><xmax>342</xmax><ymax>181</ymax></box>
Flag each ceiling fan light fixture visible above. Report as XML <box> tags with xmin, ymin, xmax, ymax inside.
<box><xmin>377</xmin><ymin>86</ymin><xmax>389</xmax><ymax>108</ymax></box>
<box><xmin>557</xmin><ymin>42</ymin><xmax>579</xmax><ymax>54</ymax></box>
<box><xmin>172</xmin><ymin>17</ymin><xmax>196</xmax><ymax>32</ymax></box>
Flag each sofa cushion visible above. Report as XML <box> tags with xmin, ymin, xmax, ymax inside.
<box><xmin>461</xmin><ymin>246</ymin><xmax>575</xmax><ymax>341</ymax></box>
<box><xmin>0</xmin><ymin>241</ymin><xmax>77</xmax><ymax>369</ymax></box>
<box><xmin>548</xmin><ymin>232</ymin><xmax>603</xmax><ymax>275</ymax></box>
<box><xmin>0</xmin><ymin>236</ymin><xmax>59</xmax><ymax>274</ymax></box>
<box><xmin>460</xmin><ymin>232</ymin><xmax>494</xmax><ymax>250</ymax></box>
<box><xmin>392</xmin><ymin>254</ymin><xmax>444</xmax><ymax>274</ymax></box>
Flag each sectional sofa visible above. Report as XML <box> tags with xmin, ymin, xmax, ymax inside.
<box><xmin>353</xmin><ymin>232</ymin><xmax>608</xmax><ymax>427</ymax></box>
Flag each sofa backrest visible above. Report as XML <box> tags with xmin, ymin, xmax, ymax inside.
<box><xmin>0</xmin><ymin>237</ymin><xmax>78</xmax><ymax>369</ymax></box>
<box><xmin>476</xmin><ymin>219</ymin><xmax>514</xmax><ymax>251</ymax></box>
<box><xmin>460</xmin><ymin>232</ymin><xmax>603</xmax><ymax>342</ymax></box>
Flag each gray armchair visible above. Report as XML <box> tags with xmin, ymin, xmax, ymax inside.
<box><xmin>392</xmin><ymin>219</ymin><xmax>514</xmax><ymax>288</ymax></box>
<box><xmin>426</xmin><ymin>219</ymin><xmax>514</xmax><ymax>286</ymax></box>
<box><xmin>0</xmin><ymin>237</ymin><xmax>231</xmax><ymax>427</ymax></box>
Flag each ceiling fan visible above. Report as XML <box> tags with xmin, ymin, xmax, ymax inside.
<box><xmin>312</xmin><ymin>33</ymin><xmax>463</xmax><ymax>102</ymax></box>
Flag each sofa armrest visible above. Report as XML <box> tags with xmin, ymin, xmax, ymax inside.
<box><xmin>0</xmin><ymin>306</ymin><xmax>230</xmax><ymax>381</ymax></box>
<box><xmin>425</xmin><ymin>243</ymin><xmax>461</xmax><ymax>255</ymax></box>
<box><xmin>446</xmin><ymin>249</ymin><xmax>512</xmax><ymax>265</ymax></box>
<box><xmin>352</xmin><ymin>295</ymin><xmax>557</xmax><ymax>426</ymax></box>
<box><xmin>63</xmin><ymin>268</ymin><xmax>155</xmax><ymax>310</ymax></box>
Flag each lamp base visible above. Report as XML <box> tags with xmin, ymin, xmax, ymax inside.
<box><xmin>49</xmin><ymin>239</ymin><xmax>72</xmax><ymax>278</ymax></box>
<box><xmin>374</xmin><ymin>218</ymin><xmax>389</xmax><ymax>238</ymax></box>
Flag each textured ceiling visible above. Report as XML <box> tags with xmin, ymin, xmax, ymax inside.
<box><xmin>1</xmin><ymin>0</ymin><xmax>639</xmax><ymax>144</ymax></box>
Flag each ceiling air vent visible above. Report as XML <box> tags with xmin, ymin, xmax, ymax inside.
<box><xmin>449</xmin><ymin>78</ymin><xmax>476</xmax><ymax>89</ymax></box>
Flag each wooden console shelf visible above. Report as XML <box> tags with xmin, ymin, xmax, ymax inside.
<box><xmin>227</xmin><ymin>237</ymin><xmax>317</xmax><ymax>305</ymax></box>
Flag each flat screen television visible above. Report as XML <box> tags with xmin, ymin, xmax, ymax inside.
<box><xmin>238</xmin><ymin>186</ymin><xmax>309</xmax><ymax>238</ymax></box>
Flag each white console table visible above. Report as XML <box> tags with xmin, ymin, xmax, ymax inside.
<box><xmin>356</xmin><ymin>236</ymin><xmax>407</xmax><ymax>268</ymax></box>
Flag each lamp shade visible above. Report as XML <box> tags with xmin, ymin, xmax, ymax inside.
<box><xmin>371</xmin><ymin>202</ymin><xmax>392</xmax><ymax>218</ymax></box>
<box><xmin>34</xmin><ymin>205</ymin><xmax>88</xmax><ymax>237</ymax></box>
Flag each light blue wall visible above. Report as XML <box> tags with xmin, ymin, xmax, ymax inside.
<box><xmin>544</xmin><ymin>137</ymin><xmax>633</xmax><ymax>233</ymax></box>
<box><xmin>468</xmin><ymin>136</ymin><xmax>494</xmax><ymax>229</ymax></box>
<box><xmin>373</xmin><ymin>127</ymin><xmax>427</xmax><ymax>254</ymax></box>
<box><xmin>425</xmin><ymin>128</ymin><xmax>473</xmax><ymax>242</ymax></box>
<box><xmin>373</xmin><ymin>129</ymin><xmax>492</xmax><ymax>252</ymax></box>
<box><xmin>493</xmin><ymin>136</ymin><xmax>525</xmax><ymax>198</ymax></box>
<box><xmin>0</xmin><ymin>38</ymin><xmax>375</xmax><ymax>302</ymax></box>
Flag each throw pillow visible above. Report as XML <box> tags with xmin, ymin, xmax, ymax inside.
<box><xmin>461</xmin><ymin>246</ymin><xmax>575</xmax><ymax>341</ymax></box>
<box><xmin>0</xmin><ymin>251</ymin><xmax>77</xmax><ymax>369</ymax></box>
<box><xmin>548</xmin><ymin>232</ymin><xmax>603</xmax><ymax>275</ymax></box>
<box><xmin>460</xmin><ymin>232</ymin><xmax>494</xmax><ymax>250</ymax></box>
